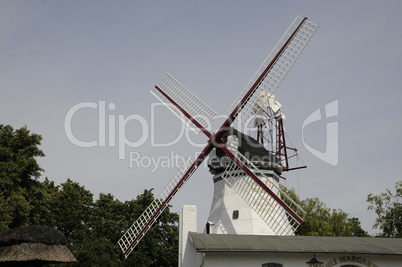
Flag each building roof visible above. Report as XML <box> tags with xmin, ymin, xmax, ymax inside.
<box><xmin>0</xmin><ymin>226</ymin><xmax>76</xmax><ymax>263</ymax></box>
<box><xmin>0</xmin><ymin>243</ymin><xmax>77</xmax><ymax>263</ymax></box>
<box><xmin>189</xmin><ymin>232</ymin><xmax>402</xmax><ymax>256</ymax></box>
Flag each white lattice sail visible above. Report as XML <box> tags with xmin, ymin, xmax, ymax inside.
<box><xmin>229</xmin><ymin>16</ymin><xmax>318</xmax><ymax>127</ymax></box>
<box><xmin>118</xmin><ymin>156</ymin><xmax>197</xmax><ymax>258</ymax></box>
<box><xmin>221</xmin><ymin>152</ymin><xmax>306</xmax><ymax>235</ymax></box>
<box><xmin>151</xmin><ymin>73</ymin><xmax>218</xmax><ymax>134</ymax></box>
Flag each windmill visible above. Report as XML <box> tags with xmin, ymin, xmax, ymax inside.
<box><xmin>118</xmin><ymin>15</ymin><xmax>318</xmax><ymax>258</ymax></box>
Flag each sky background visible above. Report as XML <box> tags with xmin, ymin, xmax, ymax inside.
<box><xmin>1</xmin><ymin>1</ymin><xmax>402</xmax><ymax>235</ymax></box>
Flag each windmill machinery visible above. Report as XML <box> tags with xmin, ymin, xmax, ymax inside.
<box><xmin>118</xmin><ymin>16</ymin><xmax>318</xmax><ymax>258</ymax></box>
<box><xmin>247</xmin><ymin>89</ymin><xmax>307</xmax><ymax>174</ymax></box>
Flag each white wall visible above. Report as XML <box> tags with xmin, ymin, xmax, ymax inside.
<box><xmin>199</xmin><ymin>251</ymin><xmax>400</xmax><ymax>267</ymax></box>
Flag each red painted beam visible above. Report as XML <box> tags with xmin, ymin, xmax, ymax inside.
<box><xmin>154</xmin><ymin>85</ymin><xmax>213</xmax><ymax>139</ymax></box>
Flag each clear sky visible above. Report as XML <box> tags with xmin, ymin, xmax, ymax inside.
<box><xmin>1</xmin><ymin>1</ymin><xmax>401</xmax><ymax>235</ymax></box>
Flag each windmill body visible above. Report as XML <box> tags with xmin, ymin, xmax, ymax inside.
<box><xmin>207</xmin><ymin>167</ymin><xmax>288</xmax><ymax>235</ymax></box>
<box><xmin>206</xmin><ymin>129</ymin><xmax>293</xmax><ymax>235</ymax></box>
<box><xmin>118</xmin><ymin>16</ymin><xmax>318</xmax><ymax>258</ymax></box>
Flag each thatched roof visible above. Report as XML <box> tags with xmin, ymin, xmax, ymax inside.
<box><xmin>0</xmin><ymin>225</ymin><xmax>76</xmax><ymax>264</ymax></box>
<box><xmin>0</xmin><ymin>243</ymin><xmax>76</xmax><ymax>263</ymax></box>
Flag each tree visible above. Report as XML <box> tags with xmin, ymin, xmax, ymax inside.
<box><xmin>79</xmin><ymin>193</ymin><xmax>126</xmax><ymax>265</ymax></box>
<box><xmin>367</xmin><ymin>180</ymin><xmax>402</xmax><ymax>237</ymax></box>
<box><xmin>119</xmin><ymin>189</ymin><xmax>179</xmax><ymax>267</ymax></box>
<box><xmin>0</xmin><ymin>125</ymin><xmax>45</xmax><ymax>229</ymax></box>
<box><xmin>51</xmin><ymin>178</ymin><xmax>94</xmax><ymax>260</ymax></box>
<box><xmin>64</xmin><ymin>189</ymin><xmax>179</xmax><ymax>267</ymax></box>
<box><xmin>280</xmin><ymin>185</ymin><xmax>369</xmax><ymax>237</ymax></box>
<box><xmin>0</xmin><ymin>124</ymin><xmax>179</xmax><ymax>265</ymax></box>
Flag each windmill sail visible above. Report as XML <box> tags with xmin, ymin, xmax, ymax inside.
<box><xmin>229</xmin><ymin>16</ymin><xmax>318</xmax><ymax>128</ymax></box>
<box><xmin>151</xmin><ymin>73</ymin><xmax>218</xmax><ymax>134</ymax></box>
<box><xmin>119</xmin><ymin>15</ymin><xmax>317</xmax><ymax>259</ymax></box>
<box><xmin>118</xmin><ymin>154</ymin><xmax>203</xmax><ymax>258</ymax></box>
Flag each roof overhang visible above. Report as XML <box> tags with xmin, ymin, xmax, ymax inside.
<box><xmin>188</xmin><ymin>232</ymin><xmax>402</xmax><ymax>256</ymax></box>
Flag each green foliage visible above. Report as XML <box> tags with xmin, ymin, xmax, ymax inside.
<box><xmin>122</xmin><ymin>190</ymin><xmax>179</xmax><ymax>267</ymax></box>
<box><xmin>55</xmin><ymin>188</ymin><xmax>178</xmax><ymax>267</ymax></box>
<box><xmin>280</xmin><ymin>185</ymin><xmax>369</xmax><ymax>237</ymax></box>
<box><xmin>367</xmin><ymin>180</ymin><xmax>402</xmax><ymax>237</ymax></box>
<box><xmin>297</xmin><ymin>198</ymin><xmax>368</xmax><ymax>237</ymax></box>
<box><xmin>52</xmin><ymin>179</ymin><xmax>93</xmax><ymax>239</ymax></box>
<box><xmin>0</xmin><ymin>124</ymin><xmax>179</xmax><ymax>266</ymax></box>
<box><xmin>0</xmin><ymin>124</ymin><xmax>45</xmax><ymax>229</ymax></box>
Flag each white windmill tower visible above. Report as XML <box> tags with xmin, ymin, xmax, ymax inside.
<box><xmin>118</xmin><ymin>16</ymin><xmax>318</xmax><ymax>258</ymax></box>
<box><xmin>205</xmin><ymin>96</ymin><xmax>305</xmax><ymax>235</ymax></box>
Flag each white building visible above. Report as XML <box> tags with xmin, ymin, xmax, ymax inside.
<box><xmin>179</xmin><ymin>205</ymin><xmax>402</xmax><ymax>267</ymax></box>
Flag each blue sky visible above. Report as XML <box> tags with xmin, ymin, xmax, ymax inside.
<box><xmin>1</xmin><ymin>1</ymin><xmax>402</xmax><ymax>235</ymax></box>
